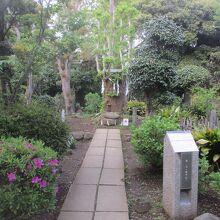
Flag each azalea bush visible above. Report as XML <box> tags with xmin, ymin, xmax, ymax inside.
<box><xmin>131</xmin><ymin>115</ymin><xmax>179</xmax><ymax>168</ymax></box>
<box><xmin>0</xmin><ymin>137</ymin><xmax>59</xmax><ymax>220</ymax></box>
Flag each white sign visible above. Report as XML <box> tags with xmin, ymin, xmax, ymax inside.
<box><xmin>61</xmin><ymin>109</ymin><xmax>65</xmax><ymax>122</ymax></box>
<box><xmin>122</xmin><ymin>118</ymin><xmax>129</xmax><ymax>126</ymax></box>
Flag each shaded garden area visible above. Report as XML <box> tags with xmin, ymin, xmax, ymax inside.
<box><xmin>0</xmin><ymin>0</ymin><xmax>220</xmax><ymax>219</ymax></box>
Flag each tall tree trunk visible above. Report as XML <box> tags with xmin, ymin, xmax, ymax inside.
<box><xmin>102</xmin><ymin>0</ymin><xmax>126</xmax><ymax>113</ymax></box>
<box><xmin>57</xmin><ymin>57</ymin><xmax>74</xmax><ymax>114</ymax></box>
<box><xmin>109</xmin><ymin>0</ymin><xmax>115</xmax><ymax>25</ymax></box>
<box><xmin>13</xmin><ymin>26</ymin><xmax>21</xmax><ymax>41</ymax></box>
<box><xmin>119</xmin><ymin>18</ymin><xmax>124</xmax><ymax>69</ymax></box>
<box><xmin>104</xmin><ymin>77</ymin><xmax>126</xmax><ymax>112</ymax></box>
<box><xmin>95</xmin><ymin>21</ymin><xmax>101</xmax><ymax>72</ymax></box>
<box><xmin>128</xmin><ymin>17</ymin><xmax>132</xmax><ymax>59</ymax></box>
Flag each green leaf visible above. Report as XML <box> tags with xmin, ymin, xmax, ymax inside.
<box><xmin>196</xmin><ymin>139</ymin><xmax>210</xmax><ymax>145</ymax></box>
<box><xmin>201</xmin><ymin>147</ymin><xmax>211</xmax><ymax>155</ymax></box>
<box><xmin>213</xmin><ymin>154</ymin><xmax>220</xmax><ymax>162</ymax></box>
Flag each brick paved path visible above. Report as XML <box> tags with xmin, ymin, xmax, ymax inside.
<box><xmin>58</xmin><ymin>129</ymin><xmax>129</xmax><ymax>220</ymax></box>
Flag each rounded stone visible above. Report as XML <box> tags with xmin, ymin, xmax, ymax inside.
<box><xmin>72</xmin><ymin>131</ymin><xmax>84</xmax><ymax>141</ymax></box>
<box><xmin>103</xmin><ymin>112</ymin><xmax>120</xmax><ymax>119</ymax></box>
<box><xmin>84</xmin><ymin>132</ymin><xmax>93</xmax><ymax>140</ymax></box>
<box><xmin>102</xmin><ymin>118</ymin><xmax>118</xmax><ymax>126</ymax></box>
<box><xmin>134</xmin><ymin>202</ymin><xmax>151</xmax><ymax>214</ymax></box>
<box><xmin>194</xmin><ymin>213</ymin><xmax>220</xmax><ymax>220</ymax></box>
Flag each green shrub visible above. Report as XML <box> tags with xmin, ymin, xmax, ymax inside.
<box><xmin>176</xmin><ymin>65</ymin><xmax>210</xmax><ymax>89</ymax></box>
<box><xmin>209</xmin><ymin>172</ymin><xmax>220</xmax><ymax>196</ymax></box>
<box><xmin>127</xmin><ymin>100</ymin><xmax>146</xmax><ymax>116</ymax></box>
<box><xmin>194</xmin><ymin>129</ymin><xmax>220</xmax><ymax>196</ymax></box>
<box><xmin>190</xmin><ymin>87</ymin><xmax>220</xmax><ymax>118</ymax></box>
<box><xmin>157</xmin><ymin>106</ymin><xmax>192</xmax><ymax>121</ymax></box>
<box><xmin>84</xmin><ymin>93</ymin><xmax>102</xmax><ymax>114</ymax></box>
<box><xmin>34</xmin><ymin>95</ymin><xmax>57</xmax><ymax>108</ymax></box>
<box><xmin>198</xmin><ymin>154</ymin><xmax>220</xmax><ymax>197</ymax></box>
<box><xmin>152</xmin><ymin>92</ymin><xmax>182</xmax><ymax>110</ymax></box>
<box><xmin>193</xmin><ymin>128</ymin><xmax>220</xmax><ymax>170</ymax></box>
<box><xmin>198</xmin><ymin>154</ymin><xmax>211</xmax><ymax>193</ymax></box>
<box><xmin>0</xmin><ymin>137</ymin><xmax>59</xmax><ymax>220</ymax></box>
<box><xmin>131</xmin><ymin>115</ymin><xmax>180</xmax><ymax>168</ymax></box>
<box><xmin>0</xmin><ymin>103</ymin><xmax>72</xmax><ymax>154</ymax></box>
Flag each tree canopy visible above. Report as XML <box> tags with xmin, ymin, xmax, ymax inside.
<box><xmin>0</xmin><ymin>0</ymin><xmax>219</xmax><ymax>114</ymax></box>
<box><xmin>128</xmin><ymin>16</ymin><xmax>184</xmax><ymax>113</ymax></box>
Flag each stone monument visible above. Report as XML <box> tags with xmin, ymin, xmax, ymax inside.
<box><xmin>132</xmin><ymin>107</ymin><xmax>137</xmax><ymax>125</ymax></box>
<box><xmin>163</xmin><ymin>131</ymin><xmax>199</xmax><ymax>220</ymax></box>
<box><xmin>208</xmin><ymin>110</ymin><xmax>218</xmax><ymax>129</ymax></box>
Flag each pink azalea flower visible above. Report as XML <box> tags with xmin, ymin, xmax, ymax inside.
<box><xmin>39</xmin><ymin>180</ymin><xmax>48</xmax><ymax>188</ymax></box>
<box><xmin>7</xmin><ymin>172</ymin><xmax>16</xmax><ymax>182</ymax></box>
<box><xmin>25</xmin><ymin>143</ymin><xmax>33</xmax><ymax>149</ymax></box>
<box><xmin>48</xmin><ymin>159</ymin><xmax>59</xmax><ymax>167</ymax></box>
<box><xmin>33</xmin><ymin>158</ymin><xmax>44</xmax><ymax>169</ymax></box>
<box><xmin>32</xmin><ymin>176</ymin><xmax>41</xmax><ymax>184</ymax></box>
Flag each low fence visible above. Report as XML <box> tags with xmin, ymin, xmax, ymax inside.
<box><xmin>180</xmin><ymin>110</ymin><xmax>220</xmax><ymax>130</ymax></box>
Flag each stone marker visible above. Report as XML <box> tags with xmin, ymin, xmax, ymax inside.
<box><xmin>132</xmin><ymin>107</ymin><xmax>137</xmax><ymax>125</ymax></box>
<box><xmin>194</xmin><ymin>213</ymin><xmax>220</xmax><ymax>220</ymax></box>
<box><xmin>208</xmin><ymin>110</ymin><xmax>218</xmax><ymax>129</ymax></box>
<box><xmin>163</xmin><ymin>131</ymin><xmax>199</xmax><ymax>220</ymax></box>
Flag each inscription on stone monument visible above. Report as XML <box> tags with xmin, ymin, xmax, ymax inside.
<box><xmin>180</xmin><ymin>152</ymin><xmax>192</xmax><ymax>190</ymax></box>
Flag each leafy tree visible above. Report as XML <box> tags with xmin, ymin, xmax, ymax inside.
<box><xmin>55</xmin><ymin>4</ymin><xmax>87</xmax><ymax>114</ymax></box>
<box><xmin>0</xmin><ymin>0</ymin><xmax>37</xmax><ymax>55</ymax></box>
<box><xmin>136</xmin><ymin>0</ymin><xmax>218</xmax><ymax>46</ymax></box>
<box><xmin>175</xmin><ymin>65</ymin><xmax>210</xmax><ymax>104</ymax></box>
<box><xmin>0</xmin><ymin>0</ymin><xmax>37</xmax><ymax>104</ymax></box>
<box><xmin>0</xmin><ymin>0</ymin><xmax>55</xmax><ymax>105</ymax></box>
<box><xmin>90</xmin><ymin>0</ymin><xmax>139</xmax><ymax>112</ymax></box>
<box><xmin>72</xmin><ymin>60</ymin><xmax>101</xmax><ymax>107</ymax></box>
<box><xmin>128</xmin><ymin>17</ymin><xmax>184</xmax><ymax>114</ymax></box>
